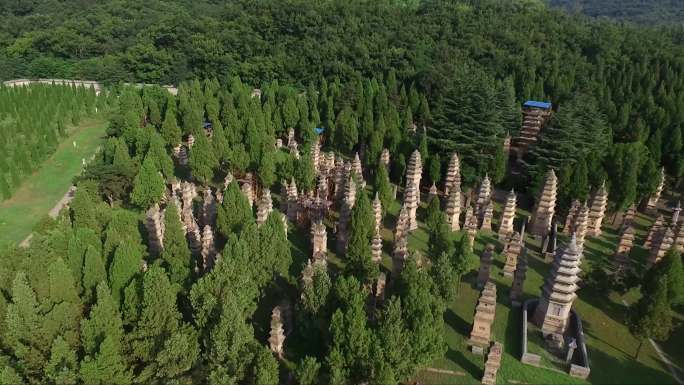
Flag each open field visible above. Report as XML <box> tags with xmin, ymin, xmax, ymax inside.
<box><xmin>0</xmin><ymin>116</ymin><xmax>108</xmax><ymax>244</ymax></box>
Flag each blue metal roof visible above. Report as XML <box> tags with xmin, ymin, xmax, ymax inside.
<box><xmin>314</xmin><ymin>127</ymin><xmax>325</xmax><ymax>135</ymax></box>
<box><xmin>523</xmin><ymin>100</ymin><xmax>552</xmax><ymax>109</ymax></box>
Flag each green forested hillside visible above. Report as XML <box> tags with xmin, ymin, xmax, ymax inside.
<box><xmin>549</xmin><ymin>0</ymin><xmax>684</xmax><ymax>25</ymax></box>
<box><xmin>2</xmin><ymin>0</ymin><xmax>684</xmax><ymax>201</ymax></box>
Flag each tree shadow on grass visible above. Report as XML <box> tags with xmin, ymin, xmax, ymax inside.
<box><xmin>445</xmin><ymin>347</ymin><xmax>482</xmax><ymax>379</ymax></box>
<box><xmin>586</xmin><ymin>343</ymin><xmax>676</xmax><ymax>384</ymax></box>
<box><xmin>578</xmin><ymin>286</ymin><xmax>627</xmax><ymax>325</ymax></box>
<box><xmin>444</xmin><ymin>307</ymin><xmax>470</xmax><ymax>336</ymax></box>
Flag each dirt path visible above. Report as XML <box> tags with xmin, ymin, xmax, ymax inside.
<box><xmin>48</xmin><ymin>186</ymin><xmax>77</xmax><ymax>218</ymax></box>
<box><xmin>422</xmin><ymin>367</ymin><xmax>466</xmax><ymax>376</ymax></box>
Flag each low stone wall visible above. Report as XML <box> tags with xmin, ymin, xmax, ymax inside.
<box><xmin>568</xmin><ymin>309</ymin><xmax>591</xmax><ymax>379</ymax></box>
<box><xmin>520</xmin><ymin>299</ymin><xmax>591</xmax><ymax>379</ymax></box>
<box><xmin>2</xmin><ymin>78</ymin><xmax>178</xmax><ymax>95</ymax></box>
<box><xmin>521</xmin><ymin>299</ymin><xmax>542</xmax><ymax>366</ymax></box>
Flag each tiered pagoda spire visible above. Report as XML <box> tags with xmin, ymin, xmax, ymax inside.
<box><xmin>587</xmin><ymin>182</ymin><xmax>608</xmax><ymax>237</ymax></box>
<box><xmin>446</xmin><ymin>186</ymin><xmax>462</xmax><ymax>232</ymax></box>
<box><xmin>444</xmin><ymin>152</ymin><xmax>461</xmax><ymax>196</ymax></box>
<box><xmin>533</xmin><ymin>235</ymin><xmax>583</xmax><ymax>336</ymax></box>
<box><xmin>256</xmin><ymin>188</ymin><xmax>273</xmax><ymax>226</ymax></box>
<box><xmin>498</xmin><ymin>190</ymin><xmax>517</xmax><ymax>240</ymax></box>
<box><xmin>530</xmin><ymin>170</ymin><xmax>557</xmax><ymax>237</ymax></box>
<box><xmin>468</xmin><ymin>281</ymin><xmax>497</xmax><ymax>354</ymax></box>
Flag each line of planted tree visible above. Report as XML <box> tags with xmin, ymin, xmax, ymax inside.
<box><xmin>0</xmin><ymin>84</ymin><xmax>107</xmax><ymax>201</ymax></box>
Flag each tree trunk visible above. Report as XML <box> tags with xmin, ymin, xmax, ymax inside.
<box><xmin>635</xmin><ymin>339</ymin><xmax>644</xmax><ymax>359</ymax></box>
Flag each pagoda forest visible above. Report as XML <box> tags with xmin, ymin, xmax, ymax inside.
<box><xmin>0</xmin><ymin>0</ymin><xmax>683</xmax><ymax>384</ymax></box>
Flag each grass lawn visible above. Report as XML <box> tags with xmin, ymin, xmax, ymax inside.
<box><xmin>0</xmin><ymin>116</ymin><xmax>108</xmax><ymax>245</ymax></box>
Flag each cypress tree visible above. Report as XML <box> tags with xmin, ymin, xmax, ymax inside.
<box><xmin>345</xmin><ymin>191</ymin><xmax>377</xmax><ymax>282</ymax></box>
<box><xmin>129</xmin><ymin>266</ymin><xmax>199</xmax><ymax>383</ymax></box>
<box><xmin>643</xmin><ymin>248</ymin><xmax>684</xmax><ymax>306</ymax></box>
<box><xmin>45</xmin><ymin>336</ymin><xmax>78</xmax><ymax>385</ymax></box>
<box><xmin>108</xmin><ymin>242</ymin><xmax>143</xmax><ymax>305</ymax></box>
<box><xmin>147</xmin><ymin>133</ymin><xmax>174</xmax><ymax>179</ymax></box>
<box><xmin>189</xmin><ymin>133</ymin><xmax>218</xmax><ymax>185</ymax></box>
<box><xmin>161</xmin><ymin>100</ymin><xmax>181</xmax><ymax>147</ymax></box>
<box><xmin>217</xmin><ymin>180</ymin><xmax>254</xmax><ymax>237</ymax></box>
<box><xmin>335</xmin><ymin>106</ymin><xmax>358</xmax><ymax>153</ymax></box>
<box><xmin>374</xmin><ymin>164</ymin><xmax>393</xmax><ymax>215</ymax></box>
<box><xmin>81</xmin><ymin>245</ymin><xmax>107</xmax><ymax>305</ymax></box>
<box><xmin>428</xmin><ymin>153</ymin><xmax>441</xmax><ymax>185</ymax></box>
<box><xmin>629</xmin><ymin>279</ymin><xmax>673</xmax><ymax>358</ymax></box>
<box><xmin>131</xmin><ymin>154</ymin><xmax>165</xmax><ymax>209</ymax></box>
<box><xmin>5</xmin><ymin>273</ymin><xmax>47</xmax><ymax>381</ymax></box>
<box><xmin>161</xmin><ymin>203</ymin><xmax>191</xmax><ymax>289</ymax></box>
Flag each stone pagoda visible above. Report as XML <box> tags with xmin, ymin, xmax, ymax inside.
<box><xmin>404</xmin><ymin>183</ymin><xmax>420</xmax><ymax>231</ymax></box>
<box><xmin>530</xmin><ymin>169</ymin><xmax>557</xmax><ymax>238</ymax></box>
<box><xmin>467</xmin><ymin>211</ymin><xmax>479</xmax><ymax>248</ymax></box>
<box><xmin>468</xmin><ymin>281</ymin><xmax>497</xmax><ymax>355</ymax></box>
<box><xmin>317</xmin><ymin>173</ymin><xmax>329</xmax><ymax>201</ymax></box>
<box><xmin>311</xmin><ymin>220</ymin><xmax>327</xmax><ymax>263</ymax></box>
<box><xmin>587</xmin><ymin>182</ymin><xmax>608</xmax><ymax>237</ymax></box>
<box><xmin>644</xmin><ymin>215</ymin><xmax>664</xmax><ymax>248</ymax></box>
<box><xmin>311</xmin><ymin>139</ymin><xmax>321</xmax><ymax>173</ymax></box>
<box><xmin>336</xmin><ymin>176</ymin><xmax>357</xmax><ymax>254</ymax></box>
<box><xmin>477</xmin><ymin>244</ymin><xmax>495</xmax><ymax>288</ymax></box>
<box><xmin>649</xmin><ymin>227</ymin><xmax>674</xmax><ymax>266</ymax></box>
<box><xmin>351</xmin><ymin>152</ymin><xmax>364</xmax><ymax>186</ymax></box>
<box><xmin>476</xmin><ymin>175</ymin><xmax>492</xmax><ymax>219</ymax></box>
<box><xmin>256</xmin><ymin>188</ymin><xmax>273</xmax><ymax>226</ymax></box>
<box><xmin>371</xmin><ymin>228</ymin><xmax>383</xmax><ymax>263</ymax></box>
<box><xmin>444</xmin><ymin>152</ymin><xmax>461</xmax><ymax>196</ymax></box>
<box><xmin>268</xmin><ymin>307</ymin><xmax>285</xmax><ymax>359</ymax></box>
<box><xmin>502</xmin><ymin>232</ymin><xmax>523</xmax><ymax>278</ymax></box>
<box><xmin>287</xmin><ymin>178</ymin><xmax>299</xmax><ymax>222</ymax></box>
<box><xmin>675</xmin><ymin>222</ymin><xmax>684</xmax><ymax>252</ymax></box>
<box><xmin>481</xmin><ymin>342</ymin><xmax>503</xmax><ymax>385</ymax></box>
<box><xmin>380</xmin><ymin>148</ymin><xmax>390</xmax><ymax>168</ymax></box>
<box><xmin>201</xmin><ymin>188</ymin><xmax>217</xmax><ymax>227</ymax></box>
<box><xmin>392</xmin><ymin>206</ymin><xmax>410</xmax><ymax>274</ymax></box>
<box><xmin>463</xmin><ymin>203</ymin><xmax>474</xmax><ymax>236</ymax></box>
<box><xmin>145</xmin><ymin>204</ymin><xmax>165</xmax><ymax>256</ymax></box>
<box><xmin>480</xmin><ymin>201</ymin><xmax>494</xmax><ymax>231</ymax></box>
<box><xmin>201</xmin><ymin>225</ymin><xmax>217</xmax><ymax>270</ymax></box>
<box><xmin>563</xmin><ymin>200</ymin><xmax>581</xmax><ymax>235</ymax></box>
<box><xmin>498</xmin><ymin>189</ymin><xmax>517</xmax><ymax>240</ymax></box>
<box><xmin>512</xmin><ymin>101</ymin><xmax>552</xmax><ymax>161</ymax></box>
<box><xmin>428</xmin><ymin>183</ymin><xmax>438</xmax><ymax>199</ymax></box>
<box><xmin>622</xmin><ymin>204</ymin><xmax>636</xmax><ymax>228</ymax></box>
<box><xmin>405</xmin><ymin>150</ymin><xmax>423</xmax><ymax>203</ymax></box>
<box><xmin>446</xmin><ymin>186</ymin><xmax>462</xmax><ymax>232</ymax></box>
<box><xmin>372</xmin><ymin>192</ymin><xmax>382</xmax><ymax>231</ymax></box>
<box><xmin>673</xmin><ymin>201</ymin><xmax>682</xmax><ymax>226</ymax></box>
<box><xmin>533</xmin><ymin>235</ymin><xmax>582</xmax><ymax>337</ymax></box>
<box><xmin>613</xmin><ymin>226</ymin><xmax>634</xmax><ymax>274</ymax></box>
<box><xmin>241</xmin><ymin>175</ymin><xmax>255</xmax><ymax>208</ymax></box>
<box><xmin>573</xmin><ymin>203</ymin><xmax>590</xmax><ymax>250</ymax></box>
<box><xmin>645</xmin><ymin>167</ymin><xmax>665</xmax><ymax>215</ymax></box>
<box><xmin>509</xmin><ymin>249</ymin><xmax>528</xmax><ymax>307</ymax></box>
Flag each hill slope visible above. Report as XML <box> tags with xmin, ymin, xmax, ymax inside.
<box><xmin>549</xmin><ymin>0</ymin><xmax>684</xmax><ymax>25</ymax></box>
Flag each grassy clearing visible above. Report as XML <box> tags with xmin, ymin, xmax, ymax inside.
<box><xmin>0</xmin><ymin>116</ymin><xmax>108</xmax><ymax>244</ymax></box>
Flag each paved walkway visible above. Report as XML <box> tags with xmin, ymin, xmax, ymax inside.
<box><xmin>19</xmin><ymin>185</ymin><xmax>77</xmax><ymax>247</ymax></box>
